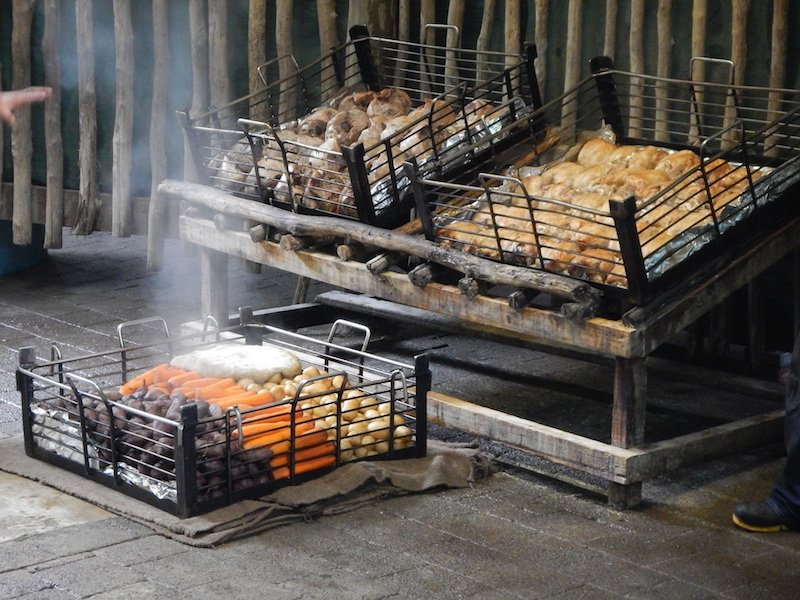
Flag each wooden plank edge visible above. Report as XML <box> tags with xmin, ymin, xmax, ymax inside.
<box><xmin>624</xmin><ymin>408</ymin><xmax>784</xmax><ymax>481</ymax></box>
<box><xmin>427</xmin><ymin>390</ymin><xmax>635</xmax><ymax>484</ymax></box>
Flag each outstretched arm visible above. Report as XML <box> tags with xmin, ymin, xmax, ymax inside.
<box><xmin>0</xmin><ymin>86</ymin><xmax>53</xmax><ymax>125</ymax></box>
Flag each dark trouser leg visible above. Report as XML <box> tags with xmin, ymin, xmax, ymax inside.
<box><xmin>768</xmin><ymin>332</ymin><xmax>800</xmax><ymax>527</ymax></box>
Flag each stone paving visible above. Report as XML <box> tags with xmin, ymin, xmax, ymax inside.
<box><xmin>1</xmin><ymin>231</ymin><xmax>799</xmax><ymax>599</ymax></box>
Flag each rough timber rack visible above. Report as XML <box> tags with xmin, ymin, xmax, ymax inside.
<box><xmin>149</xmin><ymin>179</ymin><xmax>794</xmax><ymax>508</ymax></box>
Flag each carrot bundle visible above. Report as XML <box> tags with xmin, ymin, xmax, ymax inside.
<box><xmin>271</xmin><ymin>454</ymin><xmax>336</xmax><ymax>480</ymax></box>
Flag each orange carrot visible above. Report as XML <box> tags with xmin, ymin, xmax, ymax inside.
<box><xmin>152</xmin><ymin>366</ymin><xmax>189</xmax><ymax>384</ymax></box>
<box><xmin>173</xmin><ymin>377</ymin><xmax>230</xmax><ymax>393</ymax></box>
<box><xmin>208</xmin><ymin>391</ymin><xmax>261</xmax><ymax>409</ymax></box>
<box><xmin>119</xmin><ymin>363</ymin><xmax>170</xmax><ymax>395</ymax></box>
<box><xmin>233</xmin><ymin>419</ymin><xmax>291</xmax><ymax>439</ymax></box>
<box><xmin>241</xmin><ymin>421</ymin><xmax>315</xmax><ymax>449</ymax></box>
<box><xmin>291</xmin><ymin>428</ymin><xmax>330</xmax><ymax>450</ymax></box>
<box><xmin>269</xmin><ymin>440</ymin><xmax>336</xmax><ymax>468</ymax></box>
<box><xmin>166</xmin><ymin>370</ymin><xmax>202</xmax><ymax>388</ymax></box>
<box><xmin>271</xmin><ymin>454</ymin><xmax>336</xmax><ymax>480</ymax></box>
<box><xmin>191</xmin><ymin>380</ymin><xmax>243</xmax><ymax>400</ymax></box>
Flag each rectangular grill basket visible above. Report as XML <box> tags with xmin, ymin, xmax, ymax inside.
<box><xmin>410</xmin><ymin>56</ymin><xmax>800</xmax><ymax>307</ymax></box>
<box><xmin>179</xmin><ymin>25</ymin><xmax>540</xmax><ymax>228</ymax></box>
<box><xmin>17</xmin><ymin>314</ymin><xmax>429</xmax><ymax>518</ymax></box>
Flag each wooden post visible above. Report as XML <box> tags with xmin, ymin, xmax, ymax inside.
<box><xmin>317</xmin><ymin>0</ymin><xmax>338</xmax><ymax>94</ymax></box>
<box><xmin>608</xmin><ymin>357</ymin><xmax>646</xmax><ymax>507</ymax></box>
<box><xmin>209</xmin><ymin>0</ymin><xmax>231</xmax><ymax>117</ymax></box>
<box><xmin>73</xmin><ymin>0</ymin><xmax>98</xmax><ymax>235</ymax></box>
<box><xmin>247</xmin><ymin>0</ymin><xmax>269</xmax><ymax>121</ymax></box>
<box><xmin>765</xmin><ymin>0</ymin><xmax>788</xmax><ymax>157</ymax></box>
<box><xmin>112</xmin><ymin>0</ymin><xmax>134</xmax><ymax>237</ymax></box>
<box><xmin>603</xmin><ymin>0</ymin><xmax>617</xmax><ymax>57</ymax></box>
<box><xmin>420</xmin><ymin>0</ymin><xmax>435</xmax><ymax>43</ymax></box>
<box><xmin>688</xmin><ymin>0</ymin><xmax>707</xmax><ymax>145</ymax></box>
<box><xmin>628</xmin><ymin>0</ymin><xmax>645</xmax><ymax>138</ymax></box>
<box><xmin>476</xmin><ymin>0</ymin><xmax>496</xmax><ymax>84</ymax></box>
<box><xmin>723</xmin><ymin>0</ymin><xmax>749</xmax><ymax>149</ymax></box>
<box><xmin>185</xmin><ymin>0</ymin><xmax>209</xmax><ymax>178</ymax></box>
<box><xmin>399</xmin><ymin>0</ymin><xmax>411</xmax><ymax>41</ymax></box>
<box><xmin>147</xmin><ymin>0</ymin><xmax>170</xmax><ymax>271</ymax></box>
<box><xmin>560</xmin><ymin>0</ymin><xmax>582</xmax><ymax>137</ymax></box>
<box><xmin>200</xmin><ymin>246</ymin><xmax>230</xmax><ymax>326</ymax></box>
<box><xmin>654</xmin><ymin>0</ymin><xmax>672</xmax><ymax>140</ymax></box>
<box><xmin>43</xmin><ymin>0</ymin><xmax>63</xmax><ymax>249</ymax></box>
<box><xmin>276</xmin><ymin>0</ymin><xmax>297</xmax><ymax>122</ymax></box>
<box><xmin>445</xmin><ymin>0</ymin><xmax>465</xmax><ymax>90</ymax></box>
<box><xmin>505</xmin><ymin>0</ymin><xmax>521</xmax><ymax>68</ymax></box>
<box><xmin>533</xmin><ymin>0</ymin><xmax>549</xmax><ymax>95</ymax></box>
<box><xmin>11</xmin><ymin>0</ymin><xmax>35</xmax><ymax>245</ymax></box>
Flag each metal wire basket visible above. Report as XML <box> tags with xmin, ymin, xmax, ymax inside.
<box><xmin>410</xmin><ymin>56</ymin><xmax>800</xmax><ymax>306</ymax></box>
<box><xmin>179</xmin><ymin>25</ymin><xmax>540</xmax><ymax>227</ymax></box>
<box><xmin>17</xmin><ymin>313</ymin><xmax>428</xmax><ymax>518</ymax></box>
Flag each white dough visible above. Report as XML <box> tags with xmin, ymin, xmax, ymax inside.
<box><xmin>170</xmin><ymin>343</ymin><xmax>302</xmax><ymax>384</ymax></box>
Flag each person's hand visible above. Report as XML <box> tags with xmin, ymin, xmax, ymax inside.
<box><xmin>0</xmin><ymin>86</ymin><xmax>53</xmax><ymax>126</ymax></box>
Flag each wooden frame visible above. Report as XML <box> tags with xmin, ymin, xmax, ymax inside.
<box><xmin>155</xmin><ymin>181</ymin><xmax>795</xmax><ymax>508</ymax></box>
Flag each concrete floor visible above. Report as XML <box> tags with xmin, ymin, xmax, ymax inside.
<box><xmin>1</xmin><ymin>230</ymin><xmax>799</xmax><ymax>599</ymax></box>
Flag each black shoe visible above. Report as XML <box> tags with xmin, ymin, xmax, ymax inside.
<box><xmin>732</xmin><ymin>502</ymin><xmax>791</xmax><ymax>532</ymax></box>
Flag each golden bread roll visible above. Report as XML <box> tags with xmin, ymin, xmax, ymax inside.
<box><xmin>576</xmin><ymin>137</ymin><xmax>617</xmax><ymax>166</ymax></box>
<box><xmin>654</xmin><ymin>149</ymin><xmax>701</xmax><ymax>178</ymax></box>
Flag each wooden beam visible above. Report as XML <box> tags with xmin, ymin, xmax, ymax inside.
<box><xmin>177</xmin><ymin>215</ymin><xmax>638</xmax><ymax>357</ymax></box>
<box><xmin>428</xmin><ymin>390</ymin><xmax>634</xmax><ymax>484</ymax></box>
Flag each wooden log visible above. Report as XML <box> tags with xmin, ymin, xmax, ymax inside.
<box><xmin>316</xmin><ymin>0</ymin><xmax>338</xmax><ymax>94</ymax></box>
<box><xmin>293</xmin><ymin>276</ymin><xmax>311</xmax><ymax>304</ymax></box>
<box><xmin>445</xmin><ymin>0</ymin><xmax>465</xmax><ymax>91</ymax></box>
<box><xmin>200</xmin><ymin>246</ymin><xmax>229</xmax><ymax>325</ymax></box>
<box><xmin>560</xmin><ymin>0</ymin><xmax>583</xmax><ymax>137</ymax></box>
<box><xmin>249</xmin><ymin>223</ymin><xmax>268</xmax><ymax>242</ymax></box>
<box><xmin>398</xmin><ymin>0</ymin><xmax>411</xmax><ymax>41</ymax></box>
<box><xmin>654</xmin><ymin>0</ymin><xmax>672</xmax><ymax>140</ymax></box>
<box><xmin>146</xmin><ymin>0</ymin><xmax>169</xmax><ymax>270</ymax></box>
<box><xmin>419</xmin><ymin>0</ymin><xmax>435</xmax><ymax>43</ymax></box>
<box><xmin>11</xmin><ymin>0</ymin><xmax>35</xmax><ymax>245</ymax></box>
<box><xmin>248</xmin><ymin>0</ymin><xmax>268</xmax><ymax>101</ymax></box>
<box><xmin>157</xmin><ymin>179</ymin><xmax>603</xmax><ymax>304</ymax></box>
<box><xmin>366</xmin><ymin>251</ymin><xmax>405</xmax><ymax>274</ymax></box>
<box><xmin>185</xmin><ymin>0</ymin><xmax>209</xmax><ymax>178</ymax></box>
<box><xmin>458</xmin><ymin>276</ymin><xmax>483</xmax><ymax>298</ymax></box>
<box><xmin>628</xmin><ymin>0</ymin><xmax>645</xmax><ymax>138</ymax></box>
<box><xmin>73</xmin><ymin>0</ymin><xmax>98</xmax><ymax>235</ymax></box>
<box><xmin>723</xmin><ymin>0</ymin><xmax>749</xmax><ymax>149</ymax></box>
<box><xmin>687</xmin><ymin>0</ymin><xmax>707</xmax><ymax>145</ymax></box>
<box><xmin>112</xmin><ymin>0</ymin><xmax>134</xmax><ymax>237</ymax></box>
<box><xmin>241</xmin><ymin>218</ymin><xmax>262</xmax><ymax>274</ymax></box>
<box><xmin>409</xmin><ymin>262</ymin><xmax>438</xmax><ymax>288</ymax></box>
<box><xmin>765</xmin><ymin>0</ymin><xmax>788</xmax><ymax>158</ymax></box>
<box><xmin>534</xmin><ymin>0</ymin><xmax>549</xmax><ymax>93</ymax></box>
<box><xmin>603</xmin><ymin>0</ymin><xmax>617</xmax><ymax>57</ymax></box>
<box><xmin>275</xmin><ymin>0</ymin><xmax>297</xmax><ymax>122</ymax></box>
<box><xmin>505</xmin><ymin>0</ymin><xmax>521</xmax><ymax>70</ymax></box>
<box><xmin>475</xmin><ymin>0</ymin><xmax>496</xmax><ymax>84</ymax></box>
<box><xmin>209</xmin><ymin>0</ymin><xmax>232</xmax><ymax>117</ymax></box>
<box><xmin>42</xmin><ymin>0</ymin><xmax>63</xmax><ymax>249</ymax></box>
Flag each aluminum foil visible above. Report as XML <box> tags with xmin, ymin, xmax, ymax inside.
<box><xmin>31</xmin><ymin>406</ymin><xmax>100</xmax><ymax>470</ymax></box>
